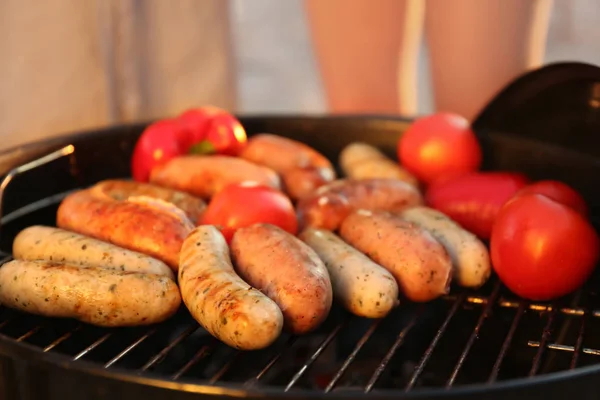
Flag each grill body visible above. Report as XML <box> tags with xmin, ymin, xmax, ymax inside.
<box><xmin>0</xmin><ymin>116</ymin><xmax>600</xmax><ymax>400</ymax></box>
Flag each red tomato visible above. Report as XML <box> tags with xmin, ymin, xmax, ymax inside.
<box><xmin>426</xmin><ymin>172</ymin><xmax>529</xmax><ymax>238</ymax></box>
<box><xmin>201</xmin><ymin>183</ymin><xmax>298</xmax><ymax>243</ymax></box>
<box><xmin>397</xmin><ymin>112</ymin><xmax>482</xmax><ymax>185</ymax></box>
<box><xmin>514</xmin><ymin>180</ymin><xmax>588</xmax><ymax>216</ymax></box>
<box><xmin>491</xmin><ymin>194</ymin><xmax>599</xmax><ymax>301</ymax></box>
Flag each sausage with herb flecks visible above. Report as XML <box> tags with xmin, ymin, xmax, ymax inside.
<box><xmin>178</xmin><ymin>225</ymin><xmax>283</xmax><ymax>350</ymax></box>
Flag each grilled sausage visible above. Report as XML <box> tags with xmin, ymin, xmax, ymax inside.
<box><xmin>149</xmin><ymin>155</ymin><xmax>282</xmax><ymax>199</ymax></box>
<box><xmin>57</xmin><ymin>189</ymin><xmax>194</xmax><ymax>271</ymax></box>
<box><xmin>339</xmin><ymin>142</ymin><xmax>418</xmax><ymax>187</ymax></box>
<box><xmin>297</xmin><ymin>178</ymin><xmax>424</xmax><ymax>231</ymax></box>
<box><xmin>230</xmin><ymin>224</ymin><xmax>333</xmax><ymax>334</ymax></box>
<box><xmin>299</xmin><ymin>228</ymin><xmax>399</xmax><ymax>318</ymax></box>
<box><xmin>239</xmin><ymin>134</ymin><xmax>336</xmax><ymax>200</ymax></box>
<box><xmin>0</xmin><ymin>260</ymin><xmax>181</xmax><ymax>327</ymax></box>
<box><xmin>90</xmin><ymin>179</ymin><xmax>206</xmax><ymax>223</ymax></box>
<box><xmin>13</xmin><ymin>225</ymin><xmax>174</xmax><ymax>280</ymax></box>
<box><xmin>179</xmin><ymin>225</ymin><xmax>283</xmax><ymax>350</ymax></box>
<box><xmin>339</xmin><ymin>210</ymin><xmax>452</xmax><ymax>302</ymax></box>
<box><xmin>399</xmin><ymin>207</ymin><xmax>491</xmax><ymax>288</ymax></box>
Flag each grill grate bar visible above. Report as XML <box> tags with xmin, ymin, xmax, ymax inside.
<box><xmin>488</xmin><ymin>301</ymin><xmax>527</xmax><ymax>382</ymax></box>
<box><xmin>172</xmin><ymin>345</ymin><xmax>211</xmax><ymax>380</ymax></box>
<box><xmin>284</xmin><ymin>319</ymin><xmax>348</xmax><ymax>392</ymax></box>
<box><xmin>246</xmin><ymin>336</ymin><xmax>298</xmax><ymax>386</ymax></box>
<box><xmin>405</xmin><ymin>294</ymin><xmax>466</xmax><ymax>390</ymax></box>
<box><xmin>104</xmin><ymin>328</ymin><xmax>158</xmax><ymax>368</ymax></box>
<box><xmin>43</xmin><ymin>325</ymin><xmax>82</xmax><ymax>352</ymax></box>
<box><xmin>529</xmin><ymin>306</ymin><xmax>558</xmax><ymax>376</ymax></box>
<box><xmin>140</xmin><ymin>325</ymin><xmax>199</xmax><ymax>372</ymax></box>
<box><xmin>0</xmin><ymin>316</ymin><xmax>14</xmax><ymax>330</ymax></box>
<box><xmin>73</xmin><ymin>333</ymin><xmax>112</xmax><ymax>361</ymax></box>
<box><xmin>447</xmin><ymin>282</ymin><xmax>502</xmax><ymax>387</ymax></box>
<box><xmin>16</xmin><ymin>325</ymin><xmax>42</xmax><ymax>342</ymax></box>
<box><xmin>365</xmin><ymin>307</ymin><xmax>423</xmax><ymax>393</ymax></box>
<box><xmin>527</xmin><ymin>341</ymin><xmax>600</xmax><ymax>356</ymax></box>
<box><xmin>324</xmin><ymin>319</ymin><xmax>382</xmax><ymax>393</ymax></box>
<box><xmin>210</xmin><ymin>352</ymin><xmax>241</xmax><ymax>384</ymax></box>
<box><xmin>570</xmin><ymin>316</ymin><xmax>587</xmax><ymax>368</ymax></box>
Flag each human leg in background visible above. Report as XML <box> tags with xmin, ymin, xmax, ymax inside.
<box><xmin>425</xmin><ymin>0</ymin><xmax>554</xmax><ymax>121</ymax></box>
<box><xmin>304</xmin><ymin>0</ymin><xmax>424</xmax><ymax>115</ymax></box>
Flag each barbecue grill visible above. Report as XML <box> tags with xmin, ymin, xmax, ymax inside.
<box><xmin>1</xmin><ymin>62</ymin><xmax>600</xmax><ymax>400</ymax></box>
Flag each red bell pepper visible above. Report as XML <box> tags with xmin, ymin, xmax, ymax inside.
<box><xmin>425</xmin><ymin>172</ymin><xmax>530</xmax><ymax>239</ymax></box>
<box><xmin>131</xmin><ymin>106</ymin><xmax>247</xmax><ymax>182</ymax></box>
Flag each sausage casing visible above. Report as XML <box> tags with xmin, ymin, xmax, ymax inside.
<box><xmin>240</xmin><ymin>134</ymin><xmax>336</xmax><ymax>200</ymax></box>
<box><xmin>149</xmin><ymin>155</ymin><xmax>282</xmax><ymax>199</ymax></box>
<box><xmin>297</xmin><ymin>178</ymin><xmax>424</xmax><ymax>231</ymax></box>
<box><xmin>230</xmin><ymin>224</ymin><xmax>333</xmax><ymax>334</ymax></box>
<box><xmin>339</xmin><ymin>210</ymin><xmax>453</xmax><ymax>302</ymax></box>
<box><xmin>299</xmin><ymin>228</ymin><xmax>399</xmax><ymax>318</ymax></box>
<box><xmin>179</xmin><ymin>225</ymin><xmax>283</xmax><ymax>350</ymax></box>
<box><xmin>0</xmin><ymin>260</ymin><xmax>181</xmax><ymax>327</ymax></box>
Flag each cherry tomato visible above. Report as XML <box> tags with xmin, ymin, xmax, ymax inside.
<box><xmin>514</xmin><ymin>180</ymin><xmax>588</xmax><ymax>216</ymax></box>
<box><xmin>397</xmin><ymin>112</ymin><xmax>482</xmax><ymax>185</ymax></box>
<box><xmin>201</xmin><ymin>183</ymin><xmax>298</xmax><ymax>243</ymax></box>
<box><xmin>426</xmin><ymin>172</ymin><xmax>529</xmax><ymax>238</ymax></box>
<box><xmin>491</xmin><ymin>194</ymin><xmax>599</xmax><ymax>301</ymax></box>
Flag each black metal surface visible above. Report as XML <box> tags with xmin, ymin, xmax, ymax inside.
<box><xmin>0</xmin><ymin>116</ymin><xmax>599</xmax><ymax>399</ymax></box>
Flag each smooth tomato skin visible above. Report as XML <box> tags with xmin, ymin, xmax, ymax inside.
<box><xmin>514</xmin><ymin>180</ymin><xmax>588</xmax><ymax>216</ymax></box>
<box><xmin>131</xmin><ymin>119</ymin><xmax>187</xmax><ymax>182</ymax></box>
<box><xmin>397</xmin><ymin>112</ymin><xmax>482</xmax><ymax>185</ymax></box>
<box><xmin>425</xmin><ymin>172</ymin><xmax>529</xmax><ymax>238</ymax></box>
<box><xmin>491</xmin><ymin>194</ymin><xmax>600</xmax><ymax>301</ymax></box>
<box><xmin>201</xmin><ymin>183</ymin><xmax>298</xmax><ymax>243</ymax></box>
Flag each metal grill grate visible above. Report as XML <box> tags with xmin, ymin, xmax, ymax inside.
<box><xmin>0</xmin><ymin>146</ymin><xmax>599</xmax><ymax>395</ymax></box>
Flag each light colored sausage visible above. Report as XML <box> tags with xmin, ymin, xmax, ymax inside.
<box><xmin>239</xmin><ymin>134</ymin><xmax>336</xmax><ymax>200</ymax></box>
<box><xmin>399</xmin><ymin>207</ymin><xmax>491</xmax><ymax>288</ymax></box>
<box><xmin>299</xmin><ymin>228</ymin><xmax>399</xmax><ymax>318</ymax></box>
<box><xmin>339</xmin><ymin>142</ymin><xmax>418</xmax><ymax>187</ymax></box>
<box><xmin>230</xmin><ymin>224</ymin><xmax>333</xmax><ymax>334</ymax></box>
<box><xmin>149</xmin><ymin>155</ymin><xmax>282</xmax><ymax>199</ymax></box>
<box><xmin>13</xmin><ymin>225</ymin><xmax>174</xmax><ymax>280</ymax></box>
<box><xmin>57</xmin><ymin>189</ymin><xmax>194</xmax><ymax>271</ymax></box>
<box><xmin>339</xmin><ymin>210</ymin><xmax>453</xmax><ymax>302</ymax></box>
<box><xmin>297</xmin><ymin>178</ymin><xmax>424</xmax><ymax>231</ymax></box>
<box><xmin>179</xmin><ymin>225</ymin><xmax>283</xmax><ymax>350</ymax></box>
<box><xmin>0</xmin><ymin>260</ymin><xmax>181</xmax><ymax>327</ymax></box>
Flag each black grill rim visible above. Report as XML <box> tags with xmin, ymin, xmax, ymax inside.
<box><xmin>1</xmin><ymin>115</ymin><xmax>600</xmax><ymax>399</ymax></box>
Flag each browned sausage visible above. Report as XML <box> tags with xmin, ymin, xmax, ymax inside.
<box><xmin>297</xmin><ymin>178</ymin><xmax>424</xmax><ymax>231</ymax></box>
<box><xmin>90</xmin><ymin>179</ymin><xmax>206</xmax><ymax>223</ymax></box>
<box><xmin>230</xmin><ymin>223</ymin><xmax>333</xmax><ymax>334</ymax></box>
<box><xmin>339</xmin><ymin>210</ymin><xmax>453</xmax><ymax>302</ymax></box>
<box><xmin>239</xmin><ymin>134</ymin><xmax>336</xmax><ymax>200</ymax></box>
<box><xmin>57</xmin><ymin>189</ymin><xmax>194</xmax><ymax>271</ymax></box>
<box><xmin>149</xmin><ymin>155</ymin><xmax>282</xmax><ymax>199</ymax></box>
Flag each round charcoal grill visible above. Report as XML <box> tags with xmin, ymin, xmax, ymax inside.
<box><xmin>2</xmin><ymin>113</ymin><xmax>600</xmax><ymax>400</ymax></box>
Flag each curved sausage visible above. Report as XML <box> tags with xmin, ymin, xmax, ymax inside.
<box><xmin>297</xmin><ymin>178</ymin><xmax>424</xmax><ymax>231</ymax></box>
<box><xmin>299</xmin><ymin>228</ymin><xmax>399</xmax><ymax>318</ymax></box>
<box><xmin>339</xmin><ymin>210</ymin><xmax>452</xmax><ymax>302</ymax></box>
<box><xmin>149</xmin><ymin>155</ymin><xmax>282</xmax><ymax>199</ymax></box>
<box><xmin>239</xmin><ymin>134</ymin><xmax>336</xmax><ymax>200</ymax></box>
<box><xmin>179</xmin><ymin>225</ymin><xmax>283</xmax><ymax>350</ymax></box>
<box><xmin>57</xmin><ymin>189</ymin><xmax>194</xmax><ymax>271</ymax></box>
<box><xmin>0</xmin><ymin>260</ymin><xmax>181</xmax><ymax>327</ymax></box>
<box><xmin>230</xmin><ymin>223</ymin><xmax>333</xmax><ymax>334</ymax></box>
<box><xmin>399</xmin><ymin>207</ymin><xmax>491</xmax><ymax>288</ymax></box>
<box><xmin>13</xmin><ymin>225</ymin><xmax>174</xmax><ymax>280</ymax></box>
<box><xmin>90</xmin><ymin>179</ymin><xmax>206</xmax><ymax>223</ymax></box>
<box><xmin>339</xmin><ymin>142</ymin><xmax>418</xmax><ymax>187</ymax></box>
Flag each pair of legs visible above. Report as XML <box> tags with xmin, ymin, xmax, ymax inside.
<box><xmin>305</xmin><ymin>0</ymin><xmax>554</xmax><ymax>120</ymax></box>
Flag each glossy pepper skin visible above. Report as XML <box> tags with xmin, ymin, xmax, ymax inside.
<box><xmin>131</xmin><ymin>107</ymin><xmax>247</xmax><ymax>182</ymax></box>
<box><xmin>425</xmin><ymin>172</ymin><xmax>530</xmax><ymax>239</ymax></box>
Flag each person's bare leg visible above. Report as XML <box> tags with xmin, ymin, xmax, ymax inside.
<box><xmin>305</xmin><ymin>0</ymin><xmax>424</xmax><ymax>115</ymax></box>
<box><xmin>425</xmin><ymin>0</ymin><xmax>553</xmax><ymax>121</ymax></box>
